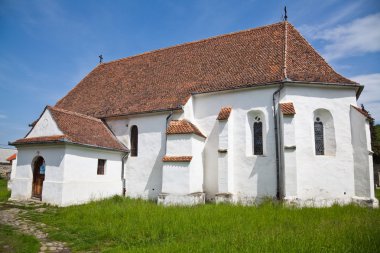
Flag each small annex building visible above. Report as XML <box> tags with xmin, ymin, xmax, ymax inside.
<box><xmin>9</xmin><ymin>21</ymin><xmax>378</xmax><ymax>207</ymax></box>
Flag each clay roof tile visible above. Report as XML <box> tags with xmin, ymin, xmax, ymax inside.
<box><xmin>55</xmin><ymin>22</ymin><xmax>357</xmax><ymax>118</ymax></box>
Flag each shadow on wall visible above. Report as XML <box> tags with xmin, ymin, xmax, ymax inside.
<box><xmin>203</xmin><ymin>121</ymin><xmax>219</xmax><ymax>200</ymax></box>
<box><xmin>144</xmin><ymin>132</ymin><xmax>165</xmax><ymax>200</ymax></box>
<box><xmin>249</xmin><ymin>156</ymin><xmax>276</xmax><ymax>197</ymax></box>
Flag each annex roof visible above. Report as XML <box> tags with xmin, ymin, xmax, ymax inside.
<box><xmin>55</xmin><ymin>22</ymin><xmax>357</xmax><ymax>118</ymax></box>
<box><xmin>167</xmin><ymin>119</ymin><xmax>206</xmax><ymax>138</ymax></box>
<box><xmin>217</xmin><ymin>107</ymin><xmax>232</xmax><ymax>120</ymax></box>
<box><xmin>280</xmin><ymin>102</ymin><xmax>296</xmax><ymax>115</ymax></box>
<box><xmin>12</xmin><ymin>107</ymin><xmax>128</xmax><ymax>152</ymax></box>
<box><xmin>162</xmin><ymin>156</ymin><xmax>193</xmax><ymax>162</ymax></box>
<box><xmin>6</xmin><ymin>153</ymin><xmax>17</xmax><ymax>161</ymax></box>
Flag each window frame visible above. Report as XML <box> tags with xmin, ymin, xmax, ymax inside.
<box><xmin>314</xmin><ymin>118</ymin><xmax>325</xmax><ymax>155</ymax></box>
<box><xmin>97</xmin><ymin>159</ymin><xmax>106</xmax><ymax>175</ymax></box>
<box><xmin>130</xmin><ymin>125</ymin><xmax>138</xmax><ymax>157</ymax></box>
<box><xmin>253</xmin><ymin>121</ymin><xmax>264</xmax><ymax>155</ymax></box>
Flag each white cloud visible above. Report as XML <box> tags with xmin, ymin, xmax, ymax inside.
<box><xmin>0</xmin><ymin>114</ymin><xmax>7</xmax><ymax>119</ymax></box>
<box><xmin>351</xmin><ymin>73</ymin><xmax>380</xmax><ymax>123</ymax></box>
<box><xmin>300</xmin><ymin>13</ymin><xmax>380</xmax><ymax>60</ymax></box>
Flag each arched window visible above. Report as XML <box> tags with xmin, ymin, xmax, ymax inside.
<box><xmin>253</xmin><ymin>117</ymin><xmax>263</xmax><ymax>155</ymax></box>
<box><xmin>130</xmin><ymin>125</ymin><xmax>138</xmax><ymax>157</ymax></box>
<box><xmin>314</xmin><ymin>117</ymin><xmax>324</xmax><ymax>155</ymax></box>
<box><xmin>313</xmin><ymin>109</ymin><xmax>336</xmax><ymax>156</ymax></box>
<box><xmin>246</xmin><ymin>110</ymin><xmax>266</xmax><ymax>156</ymax></box>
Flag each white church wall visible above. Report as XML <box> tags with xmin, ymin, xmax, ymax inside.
<box><xmin>27</xmin><ymin>109</ymin><xmax>63</xmax><ymax>138</ymax></box>
<box><xmin>281</xmin><ymin>115</ymin><xmax>297</xmax><ymax>198</ymax></box>
<box><xmin>217</xmin><ymin>118</ymin><xmax>234</xmax><ymax>196</ymax></box>
<box><xmin>183</xmin><ymin>96</ymin><xmax>194</xmax><ymax>121</ymax></box>
<box><xmin>166</xmin><ymin>135</ymin><xmax>192</xmax><ymax>156</ymax></box>
<box><xmin>10</xmin><ymin>144</ymin><xmax>124</xmax><ymax>206</ymax></box>
<box><xmin>192</xmin><ymin>86</ymin><xmax>278</xmax><ymax>201</ymax></box>
<box><xmin>189</xmin><ymin>135</ymin><xmax>205</xmax><ymax>193</ymax></box>
<box><xmin>106</xmin><ymin>113</ymin><xmax>169</xmax><ymax>200</ymax></box>
<box><xmin>8</xmin><ymin>157</ymin><xmax>17</xmax><ymax>190</ymax></box>
<box><xmin>162</xmin><ymin>162</ymin><xmax>190</xmax><ymax>194</ymax></box>
<box><xmin>350</xmin><ymin>107</ymin><xmax>376</xmax><ymax>202</ymax></box>
<box><xmin>10</xmin><ymin>145</ymin><xmax>65</xmax><ymax>203</ymax></box>
<box><xmin>60</xmin><ymin>145</ymin><xmax>123</xmax><ymax>206</ymax></box>
<box><xmin>282</xmin><ymin>86</ymin><xmax>357</xmax><ymax>203</ymax></box>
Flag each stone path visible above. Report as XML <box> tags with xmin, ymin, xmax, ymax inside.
<box><xmin>0</xmin><ymin>201</ymin><xmax>70</xmax><ymax>253</ymax></box>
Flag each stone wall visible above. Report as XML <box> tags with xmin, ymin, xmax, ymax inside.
<box><xmin>0</xmin><ymin>163</ymin><xmax>11</xmax><ymax>179</ymax></box>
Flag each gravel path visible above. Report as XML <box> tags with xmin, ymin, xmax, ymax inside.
<box><xmin>0</xmin><ymin>201</ymin><xmax>70</xmax><ymax>253</ymax></box>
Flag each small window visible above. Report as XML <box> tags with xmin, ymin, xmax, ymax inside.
<box><xmin>130</xmin><ymin>125</ymin><xmax>138</xmax><ymax>157</ymax></box>
<box><xmin>254</xmin><ymin>118</ymin><xmax>263</xmax><ymax>155</ymax></box>
<box><xmin>97</xmin><ymin>159</ymin><xmax>106</xmax><ymax>175</ymax></box>
<box><xmin>314</xmin><ymin>118</ymin><xmax>324</xmax><ymax>155</ymax></box>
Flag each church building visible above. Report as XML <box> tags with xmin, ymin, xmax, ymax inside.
<box><xmin>9</xmin><ymin>22</ymin><xmax>378</xmax><ymax>207</ymax></box>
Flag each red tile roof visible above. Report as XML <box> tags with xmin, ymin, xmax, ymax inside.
<box><xmin>12</xmin><ymin>135</ymin><xmax>67</xmax><ymax>144</ymax></box>
<box><xmin>280</xmin><ymin>102</ymin><xmax>296</xmax><ymax>115</ymax></box>
<box><xmin>12</xmin><ymin>107</ymin><xmax>128</xmax><ymax>152</ymax></box>
<box><xmin>217</xmin><ymin>107</ymin><xmax>232</xmax><ymax>120</ymax></box>
<box><xmin>6</xmin><ymin>153</ymin><xmax>17</xmax><ymax>161</ymax></box>
<box><xmin>162</xmin><ymin>156</ymin><xmax>192</xmax><ymax>162</ymax></box>
<box><xmin>167</xmin><ymin>120</ymin><xmax>206</xmax><ymax>138</ymax></box>
<box><xmin>55</xmin><ymin>22</ymin><xmax>357</xmax><ymax>118</ymax></box>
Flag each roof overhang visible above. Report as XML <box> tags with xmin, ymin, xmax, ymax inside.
<box><xmin>190</xmin><ymin>80</ymin><xmax>362</xmax><ymax>99</ymax></box>
<box><xmin>9</xmin><ymin>139</ymin><xmax>129</xmax><ymax>153</ymax></box>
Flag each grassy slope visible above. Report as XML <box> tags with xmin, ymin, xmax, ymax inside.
<box><xmin>0</xmin><ymin>178</ymin><xmax>10</xmax><ymax>202</ymax></box>
<box><xmin>27</xmin><ymin>195</ymin><xmax>380</xmax><ymax>253</ymax></box>
<box><xmin>0</xmin><ymin>224</ymin><xmax>40</xmax><ymax>253</ymax></box>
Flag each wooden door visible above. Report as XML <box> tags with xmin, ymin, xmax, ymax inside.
<box><xmin>32</xmin><ymin>157</ymin><xmax>45</xmax><ymax>199</ymax></box>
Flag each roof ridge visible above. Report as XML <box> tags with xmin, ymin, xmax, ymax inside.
<box><xmin>283</xmin><ymin>21</ymin><xmax>288</xmax><ymax>80</ymax></box>
<box><xmin>49</xmin><ymin>106</ymin><xmax>102</xmax><ymax>122</ymax></box>
<box><xmin>103</xmin><ymin>22</ymin><xmax>285</xmax><ymax>66</ymax></box>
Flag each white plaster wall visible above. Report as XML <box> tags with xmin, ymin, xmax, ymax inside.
<box><xmin>60</xmin><ymin>145</ymin><xmax>123</xmax><ymax>206</ymax></box>
<box><xmin>350</xmin><ymin>108</ymin><xmax>374</xmax><ymax>199</ymax></box>
<box><xmin>162</xmin><ymin>162</ymin><xmax>190</xmax><ymax>194</ymax></box>
<box><xmin>282</xmin><ymin>115</ymin><xmax>297</xmax><ymax>197</ymax></box>
<box><xmin>166</xmin><ymin>135</ymin><xmax>192</xmax><ymax>156</ymax></box>
<box><xmin>365</xmin><ymin>120</ymin><xmax>376</xmax><ymax>200</ymax></box>
<box><xmin>8</xmin><ymin>157</ymin><xmax>17</xmax><ymax>190</ymax></box>
<box><xmin>189</xmin><ymin>135</ymin><xmax>205</xmax><ymax>193</ymax></box>
<box><xmin>106</xmin><ymin>113</ymin><xmax>168</xmax><ymax>200</ymax></box>
<box><xmin>11</xmin><ymin>144</ymin><xmax>124</xmax><ymax>206</ymax></box>
<box><xmin>10</xmin><ymin>145</ymin><xmax>65</xmax><ymax>203</ymax></box>
<box><xmin>282</xmin><ymin>86</ymin><xmax>357</xmax><ymax>200</ymax></box>
<box><xmin>217</xmin><ymin>119</ymin><xmax>234</xmax><ymax>193</ymax></box>
<box><xmin>193</xmin><ymin>87</ymin><xmax>278</xmax><ymax>200</ymax></box>
<box><xmin>218</xmin><ymin>121</ymin><xmax>228</xmax><ymax>150</ymax></box>
<box><xmin>27</xmin><ymin>109</ymin><xmax>63</xmax><ymax>138</ymax></box>
<box><xmin>183</xmin><ymin>97</ymin><xmax>194</xmax><ymax>121</ymax></box>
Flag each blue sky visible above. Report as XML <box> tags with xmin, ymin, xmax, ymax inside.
<box><xmin>0</xmin><ymin>0</ymin><xmax>379</xmax><ymax>148</ymax></box>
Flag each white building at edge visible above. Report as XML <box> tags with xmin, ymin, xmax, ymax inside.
<box><xmin>9</xmin><ymin>21</ymin><xmax>378</xmax><ymax>207</ymax></box>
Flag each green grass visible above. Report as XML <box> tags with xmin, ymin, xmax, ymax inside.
<box><xmin>25</xmin><ymin>195</ymin><xmax>380</xmax><ymax>253</ymax></box>
<box><xmin>0</xmin><ymin>178</ymin><xmax>10</xmax><ymax>202</ymax></box>
<box><xmin>0</xmin><ymin>224</ymin><xmax>40</xmax><ymax>253</ymax></box>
